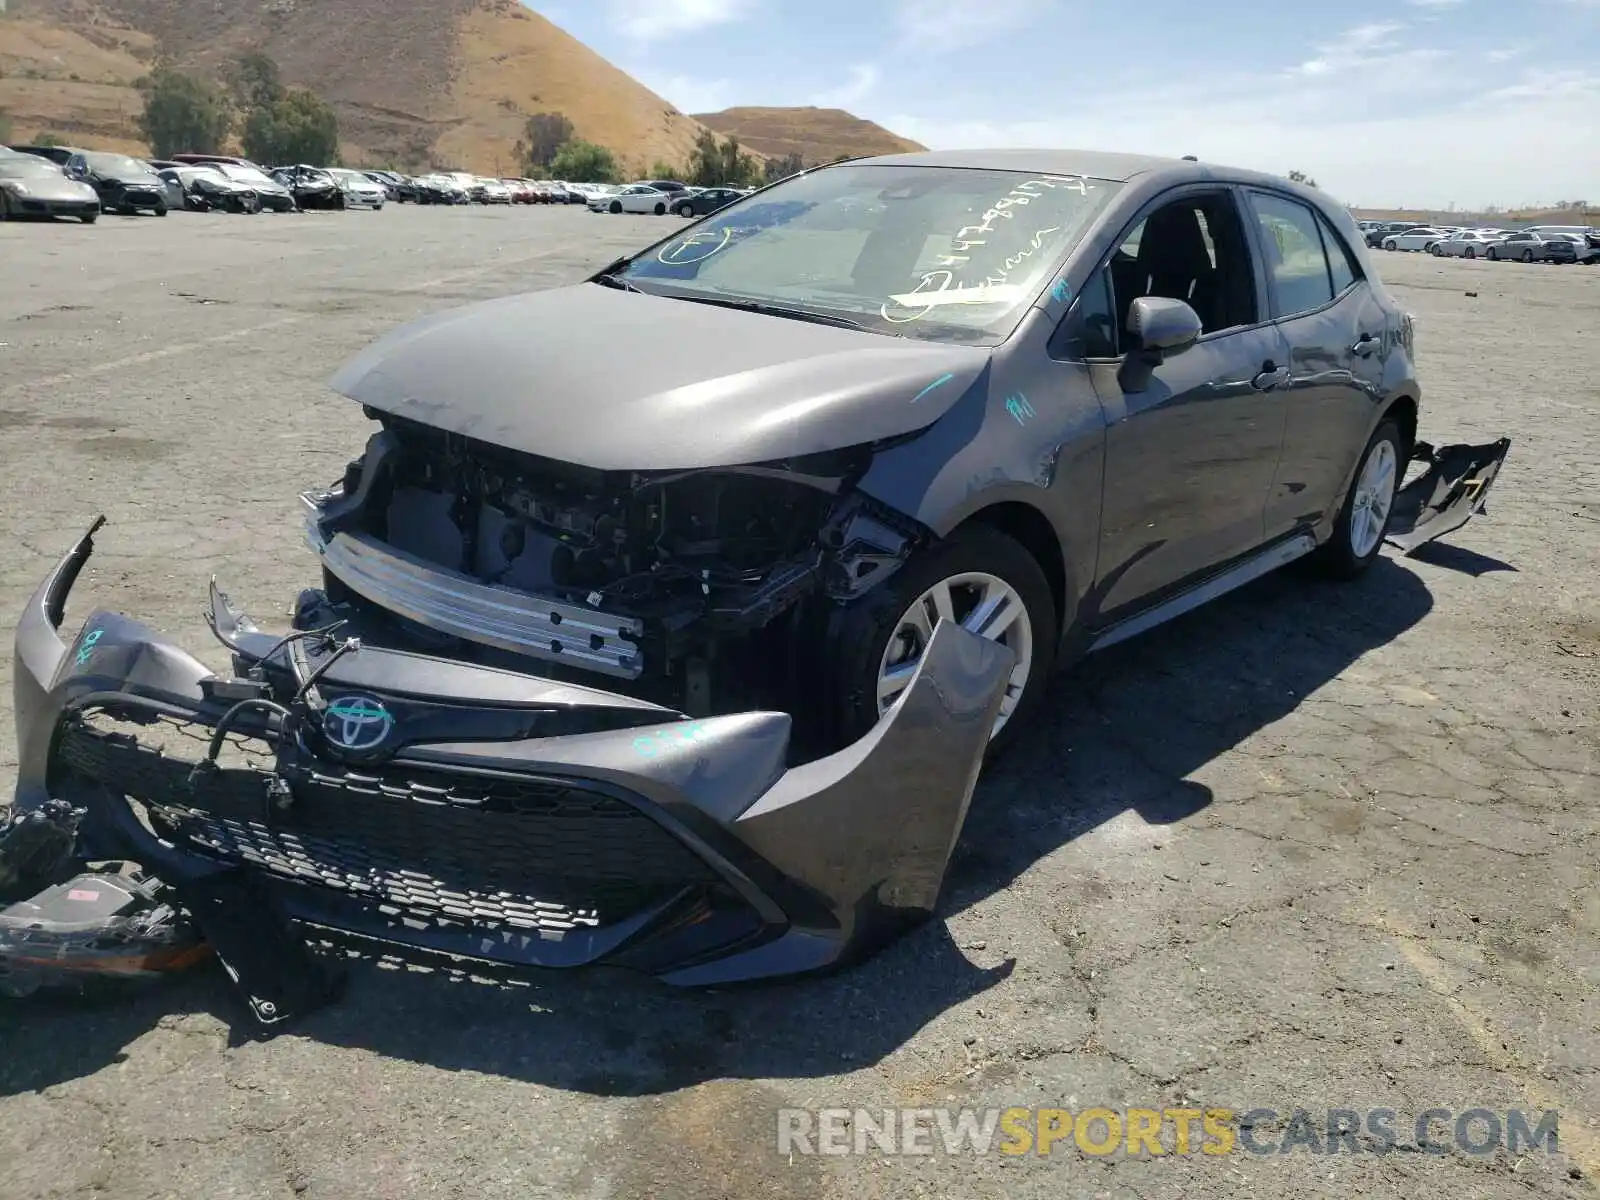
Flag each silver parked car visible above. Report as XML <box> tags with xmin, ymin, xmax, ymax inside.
<box><xmin>1432</xmin><ymin>229</ymin><xmax>1504</xmax><ymax>259</ymax></box>
<box><xmin>1484</xmin><ymin>230</ymin><xmax>1578</xmax><ymax>263</ymax></box>
<box><xmin>1380</xmin><ymin>226</ymin><xmax>1446</xmax><ymax>252</ymax></box>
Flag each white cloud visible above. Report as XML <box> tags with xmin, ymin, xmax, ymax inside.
<box><xmin>891</xmin><ymin>0</ymin><xmax>1050</xmax><ymax>52</ymax></box>
<box><xmin>882</xmin><ymin>56</ymin><xmax>1600</xmax><ymax>208</ymax></box>
<box><xmin>607</xmin><ymin>0</ymin><xmax>753</xmax><ymax>41</ymax></box>
<box><xmin>811</xmin><ymin>63</ymin><xmax>879</xmax><ymax>108</ymax></box>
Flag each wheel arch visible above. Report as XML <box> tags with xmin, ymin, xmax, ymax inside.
<box><xmin>1381</xmin><ymin>393</ymin><xmax>1418</xmax><ymax>460</ymax></box>
<box><xmin>955</xmin><ymin>501</ymin><xmax>1068</xmax><ymax>633</ymax></box>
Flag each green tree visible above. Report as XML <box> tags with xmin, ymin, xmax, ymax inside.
<box><xmin>548</xmin><ymin>139</ymin><xmax>619</xmax><ymax>183</ymax></box>
<box><xmin>241</xmin><ymin>88</ymin><xmax>340</xmax><ymax>165</ymax></box>
<box><xmin>686</xmin><ymin>130</ymin><xmax>759</xmax><ymax>188</ymax></box>
<box><xmin>519</xmin><ymin>111</ymin><xmax>575</xmax><ymax>173</ymax></box>
<box><xmin>1287</xmin><ymin>168</ymin><xmax>1319</xmax><ymax>188</ymax></box>
<box><xmin>647</xmin><ymin>158</ymin><xmax>684</xmax><ymax>180</ymax></box>
<box><xmin>36</xmin><ymin>131</ymin><xmax>66</xmax><ymax>147</ymax></box>
<box><xmin>228</xmin><ymin>51</ymin><xmax>284</xmax><ymax>111</ymax></box>
<box><xmin>136</xmin><ymin>67</ymin><xmax>232</xmax><ymax>157</ymax></box>
<box><xmin>763</xmin><ymin>151</ymin><xmax>805</xmax><ymax>184</ymax></box>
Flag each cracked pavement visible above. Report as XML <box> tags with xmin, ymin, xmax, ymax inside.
<box><xmin>0</xmin><ymin>208</ymin><xmax>1596</xmax><ymax>1200</ymax></box>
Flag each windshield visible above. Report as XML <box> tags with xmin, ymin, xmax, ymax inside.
<box><xmin>618</xmin><ymin>164</ymin><xmax>1121</xmax><ymax>345</ymax></box>
<box><xmin>218</xmin><ymin>164</ymin><xmax>273</xmax><ymax>185</ymax></box>
<box><xmin>85</xmin><ymin>153</ymin><xmax>154</xmax><ymax>176</ymax></box>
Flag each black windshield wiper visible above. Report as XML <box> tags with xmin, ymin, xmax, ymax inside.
<box><xmin>666</xmin><ymin>293</ymin><xmax>890</xmax><ymax>334</ymax></box>
<box><xmin>592</xmin><ymin>272</ymin><xmax>643</xmax><ymax>293</ymax></box>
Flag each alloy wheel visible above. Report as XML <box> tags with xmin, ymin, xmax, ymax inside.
<box><xmin>1349</xmin><ymin>439</ymin><xmax>1398</xmax><ymax>559</ymax></box>
<box><xmin>876</xmin><ymin>571</ymin><xmax>1035</xmax><ymax>738</ymax></box>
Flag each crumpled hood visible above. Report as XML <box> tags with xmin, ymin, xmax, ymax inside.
<box><xmin>328</xmin><ymin>284</ymin><xmax>991</xmax><ymax>471</ymax></box>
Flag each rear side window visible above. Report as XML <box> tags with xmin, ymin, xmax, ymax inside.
<box><xmin>1247</xmin><ymin>191</ymin><xmax>1334</xmax><ymax>316</ymax></box>
<box><xmin>1318</xmin><ymin>216</ymin><xmax>1363</xmax><ymax>294</ymax></box>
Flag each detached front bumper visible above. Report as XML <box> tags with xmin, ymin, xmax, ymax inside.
<box><xmin>12</xmin><ymin>521</ymin><xmax>1009</xmax><ymax>986</ymax></box>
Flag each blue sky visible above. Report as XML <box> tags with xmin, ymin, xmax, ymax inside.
<box><xmin>530</xmin><ymin>0</ymin><xmax>1599</xmax><ymax>209</ymax></box>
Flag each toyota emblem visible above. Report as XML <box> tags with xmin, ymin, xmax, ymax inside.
<box><xmin>322</xmin><ymin>694</ymin><xmax>395</xmax><ymax>753</ymax></box>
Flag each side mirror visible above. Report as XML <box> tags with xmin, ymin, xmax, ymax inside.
<box><xmin>1117</xmin><ymin>295</ymin><xmax>1203</xmax><ymax>393</ymax></box>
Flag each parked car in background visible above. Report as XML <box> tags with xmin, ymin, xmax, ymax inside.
<box><xmin>64</xmin><ymin>150</ymin><xmax>166</xmax><ymax>215</ymax></box>
<box><xmin>593</xmin><ymin>183</ymin><xmax>671</xmax><ymax>214</ymax></box>
<box><xmin>0</xmin><ymin>149</ymin><xmax>101</xmax><ymax>222</ymax></box>
<box><xmin>478</xmin><ymin>177</ymin><xmax>513</xmax><ymax>204</ymax></box>
<box><xmin>638</xmin><ymin>178</ymin><xmax>690</xmax><ymax>199</ymax></box>
<box><xmin>1364</xmin><ymin>220</ymin><xmax>1416</xmax><ymax>248</ymax></box>
<box><xmin>442</xmin><ymin>172</ymin><xmax>485</xmax><ymax>202</ymax></box>
<box><xmin>671</xmin><ymin>185</ymin><xmax>745</xmax><ymax>218</ymax></box>
<box><xmin>362</xmin><ymin>170</ymin><xmax>414</xmax><ymax>201</ymax></box>
<box><xmin>1485</xmin><ymin>229</ymin><xmax>1577</xmax><ymax>263</ymax></box>
<box><xmin>155</xmin><ymin>164</ymin><xmax>264</xmax><ymax>214</ymax></box>
<box><xmin>1380</xmin><ymin>226</ymin><xmax>1445</xmax><ymax>251</ymax></box>
<box><xmin>210</xmin><ymin>163</ymin><xmax>296</xmax><ymax>212</ymax></box>
<box><xmin>1524</xmin><ymin>225</ymin><xmax>1600</xmax><ymax>263</ymax></box>
<box><xmin>271</xmin><ymin>165</ymin><xmax>347</xmax><ymax>210</ymax></box>
<box><xmin>1433</xmin><ymin>229</ymin><xmax>1503</xmax><ymax>258</ymax></box>
<box><xmin>329</xmin><ymin>169</ymin><xmax>387</xmax><ymax>209</ymax></box>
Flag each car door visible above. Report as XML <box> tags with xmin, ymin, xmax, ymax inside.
<box><xmin>1082</xmin><ymin>186</ymin><xmax>1292</xmax><ymax>616</ymax></box>
<box><xmin>1246</xmin><ymin>189</ymin><xmax>1385</xmax><ymax>538</ymax></box>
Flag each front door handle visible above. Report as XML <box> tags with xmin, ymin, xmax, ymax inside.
<box><xmin>1351</xmin><ymin>333</ymin><xmax>1378</xmax><ymax>357</ymax></box>
<box><xmin>1251</xmin><ymin>361</ymin><xmax>1291</xmax><ymax>390</ymax></box>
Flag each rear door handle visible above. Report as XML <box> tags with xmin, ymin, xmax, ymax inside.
<box><xmin>1251</xmin><ymin>361</ymin><xmax>1291</xmax><ymax>390</ymax></box>
<box><xmin>1351</xmin><ymin>333</ymin><xmax>1378</xmax><ymax>357</ymax></box>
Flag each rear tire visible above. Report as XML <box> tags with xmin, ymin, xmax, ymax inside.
<box><xmin>1309</xmin><ymin>419</ymin><xmax>1403</xmax><ymax>580</ymax></box>
<box><xmin>653</xmin><ymin>202</ymin><xmax>666</xmax><ymax>215</ymax></box>
<box><xmin>828</xmin><ymin>525</ymin><xmax>1058</xmax><ymax>754</ymax></box>
<box><xmin>1465</xmin><ymin>246</ymin><xmax>1476</xmax><ymax>259</ymax></box>
<box><xmin>1520</xmin><ymin>249</ymin><xmax>1533</xmax><ymax>263</ymax></box>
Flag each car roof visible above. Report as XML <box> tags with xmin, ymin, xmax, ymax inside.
<box><xmin>836</xmin><ymin>147</ymin><xmax>1359</xmax><ymax>200</ymax></box>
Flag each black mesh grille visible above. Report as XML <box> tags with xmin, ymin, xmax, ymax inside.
<box><xmin>53</xmin><ymin>705</ymin><xmax>716</xmax><ymax>934</ymax></box>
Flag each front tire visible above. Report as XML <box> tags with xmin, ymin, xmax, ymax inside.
<box><xmin>1486</xmin><ymin>247</ymin><xmax>1498</xmax><ymax>260</ymax></box>
<box><xmin>153</xmin><ymin>202</ymin><xmax>167</xmax><ymax>217</ymax></box>
<box><xmin>1520</xmin><ymin>249</ymin><xmax>1533</xmax><ymax>263</ymax></box>
<box><xmin>1310</xmin><ymin>419</ymin><xmax>1403</xmax><ymax>579</ymax></box>
<box><xmin>830</xmin><ymin>525</ymin><xmax>1058</xmax><ymax>752</ymax></box>
<box><xmin>609</xmin><ymin>199</ymin><xmax>622</xmax><ymax>214</ymax></box>
<box><xmin>676</xmin><ymin>201</ymin><xmax>694</xmax><ymax>217</ymax></box>
<box><xmin>79</xmin><ymin>210</ymin><xmax>97</xmax><ymax>224</ymax></box>
<box><xmin>1465</xmin><ymin>246</ymin><xmax>1476</xmax><ymax>259</ymax></box>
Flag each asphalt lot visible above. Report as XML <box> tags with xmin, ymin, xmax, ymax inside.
<box><xmin>0</xmin><ymin>205</ymin><xmax>1597</xmax><ymax>1200</ymax></box>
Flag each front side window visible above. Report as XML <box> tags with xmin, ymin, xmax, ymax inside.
<box><xmin>619</xmin><ymin>164</ymin><xmax>1121</xmax><ymax>345</ymax></box>
<box><xmin>1247</xmin><ymin>191</ymin><xmax>1335</xmax><ymax>316</ymax></box>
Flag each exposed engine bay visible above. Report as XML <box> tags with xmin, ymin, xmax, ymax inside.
<box><xmin>300</xmin><ymin>413</ymin><xmax>924</xmax><ymax>720</ymax></box>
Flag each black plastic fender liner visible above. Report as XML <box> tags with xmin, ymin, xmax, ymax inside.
<box><xmin>1385</xmin><ymin>438</ymin><xmax>1513</xmax><ymax>555</ymax></box>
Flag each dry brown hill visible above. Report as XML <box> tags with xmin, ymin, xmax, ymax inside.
<box><xmin>0</xmin><ymin>0</ymin><xmax>720</xmax><ymax>172</ymax></box>
<box><xmin>693</xmin><ymin>106</ymin><xmax>925</xmax><ymax>164</ymax></box>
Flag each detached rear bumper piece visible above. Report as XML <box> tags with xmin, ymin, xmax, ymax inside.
<box><xmin>1385</xmin><ymin>437</ymin><xmax>1512</xmax><ymax>555</ymax></box>
<box><xmin>11</xmin><ymin>521</ymin><xmax>1010</xmax><ymax>986</ymax></box>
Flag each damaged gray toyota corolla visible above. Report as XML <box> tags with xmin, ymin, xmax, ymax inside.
<box><xmin>9</xmin><ymin>149</ymin><xmax>1510</xmax><ymax>1006</ymax></box>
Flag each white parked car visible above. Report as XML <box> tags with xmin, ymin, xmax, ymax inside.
<box><xmin>590</xmin><ymin>183</ymin><xmax>670</xmax><ymax>215</ymax></box>
<box><xmin>1433</xmin><ymin>229</ymin><xmax>1504</xmax><ymax>259</ymax></box>
<box><xmin>478</xmin><ymin>178</ymin><xmax>513</xmax><ymax>204</ymax></box>
<box><xmin>1380</xmin><ymin>226</ymin><xmax>1446</xmax><ymax>252</ymax></box>
<box><xmin>329</xmin><ymin>169</ymin><xmax>387</xmax><ymax>209</ymax></box>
